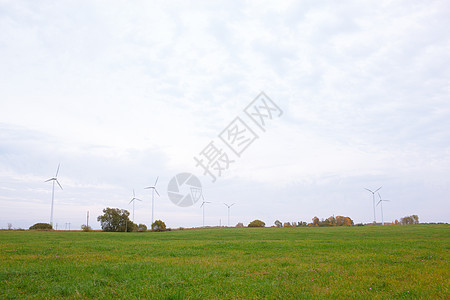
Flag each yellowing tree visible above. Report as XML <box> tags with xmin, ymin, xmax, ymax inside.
<box><xmin>312</xmin><ymin>216</ymin><xmax>320</xmax><ymax>226</ymax></box>
<box><xmin>343</xmin><ymin>217</ymin><xmax>353</xmax><ymax>226</ymax></box>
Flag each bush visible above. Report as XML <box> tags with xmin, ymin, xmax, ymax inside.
<box><xmin>236</xmin><ymin>222</ymin><xmax>244</xmax><ymax>228</ymax></box>
<box><xmin>151</xmin><ymin>220</ymin><xmax>167</xmax><ymax>232</ymax></box>
<box><xmin>29</xmin><ymin>223</ymin><xmax>52</xmax><ymax>230</ymax></box>
<box><xmin>81</xmin><ymin>225</ymin><xmax>92</xmax><ymax>232</ymax></box>
<box><xmin>138</xmin><ymin>224</ymin><xmax>148</xmax><ymax>232</ymax></box>
<box><xmin>248</xmin><ymin>220</ymin><xmax>265</xmax><ymax>227</ymax></box>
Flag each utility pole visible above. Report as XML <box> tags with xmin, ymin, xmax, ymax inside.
<box><xmin>87</xmin><ymin>211</ymin><xmax>89</xmax><ymax>229</ymax></box>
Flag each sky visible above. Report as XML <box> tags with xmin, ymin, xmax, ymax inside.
<box><xmin>1</xmin><ymin>0</ymin><xmax>449</xmax><ymax>230</ymax></box>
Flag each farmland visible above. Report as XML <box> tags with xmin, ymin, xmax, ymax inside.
<box><xmin>0</xmin><ymin>225</ymin><xmax>448</xmax><ymax>299</ymax></box>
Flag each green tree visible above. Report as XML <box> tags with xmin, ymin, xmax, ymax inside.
<box><xmin>274</xmin><ymin>220</ymin><xmax>282</xmax><ymax>227</ymax></box>
<box><xmin>138</xmin><ymin>224</ymin><xmax>147</xmax><ymax>232</ymax></box>
<box><xmin>29</xmin><ymin>223</ymin><xmax>52</xmax><ymax>230</ymax></box>
<box><xmin>97</xmin><ymin>207</ymin><xmax>136</xmax><ymax>232</ymax></box>
<box><xmin>400</xmin><ymin>215</ymin><xmax>419</xmax><ymax>225</ymax></box>
<box><xmin>151</xmin><ymin>220</ymin><xmax>167</xmax><ymax>232</ymax></box>
<box><xmin>248</xmin><ymin>220</ymin><xmax>265</xmax><ymax>227</ymax></box>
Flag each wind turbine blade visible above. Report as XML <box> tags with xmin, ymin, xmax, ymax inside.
<box><xmin>133</xmin><ymin>189</ymin><xmax>135</xmax><ymax>197</ymax></box>
<box><xmin>200</xmin><ymin>202</ymin><xmax>204</xmax><ymax>207</ymax></box>
<box><xmin>377</xmin><ymin>200</ymin><xmax>382</xmax><ymax>206</ymax></box>
<box><xmin>364</xmin><ymin>188</ymin><xmax>373</xmax><ymax>193</ymax></box>
<box><xmin>231</xmin><ymin>203</ymin><xmax>235</xmax><ymax>207</ymax></box>
<box><xmin>154</xmin><ymin>189</ymin><xmax>160</xmax><ymax>197</ymax></box>
<box><xmin>45</xmin><ymin>178</ymin><xmax>54</xmax><ymax>182</ymax></box>
<box><xmin>377</xmin><ymin>192</ymin><xmax>382</xmax><ymax>199</ymax></box>
<box><xmin>374</xmin><ymin>186</ymin><xmax>382</xmax><ymax>193</ymax></box>
<box><xmin>55</xmin><ymin>163</ymin><xmax>60</xmax><ymax>177</ymax></box>
<box><xmin>136</xmin><ymin>198</ymin><xmax>143</xmax><ymax>202</ymax></box>
<box><xmin>56</xmin><ymin>180</ymin><xmax>63</xmax><ymax>190</ymax></box>
<box><xmin>154</xmin><ymin>176</ymin><xmax>159</xmax><ymax>186</ymax></box>
<box><xmin>129</xmin><ymin>199</ymin><xmax>134</xmax><ymax>204</ymax></box>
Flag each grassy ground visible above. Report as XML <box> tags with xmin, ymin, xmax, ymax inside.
<box><xmin>0</xmin><ymin>225</ymin><xmax>448</xmax><ymax>299</ymax></box>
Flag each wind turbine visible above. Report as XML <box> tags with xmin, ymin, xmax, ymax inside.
<box><xmin>364</xmin><ymin>186</ymin><xmax>382</xmax><ymax>224</ymax></box>
<box><xmin>200</xmin><ymin>195</ymin><xmax>211</xmax><ymax>227</ymax></box>
<box><xmin>144</xmin><ymin>176</ymin><xmax>159</xmax><ymax>226</ymax></box>
<box><xmin>45</xmin><ymin>163</ymin><xmax>63</xmax><ymax>227</ymax></box>
<box><xmin>224</xmin><ymin>203</ymin><xmax>235</xmax><ymax>227</ymax></box>
<box><xmin>129</xmin><ymin>189</ymin><xmax>142</xmax><ymax>223</ymax></box>
<box><xmin>377</xmin><ymin>192</ymin><xmax>390</xmax><ymax>226</ymax></box>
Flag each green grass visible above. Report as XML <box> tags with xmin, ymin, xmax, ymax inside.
<box><xmin>0</xmin><ymin>225</ymin><xmax>448</xmax><ymax>299</ymax></box>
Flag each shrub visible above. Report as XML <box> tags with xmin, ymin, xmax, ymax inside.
<box><xmin>152</xmin><ymin>220</ymin><xmax>167</xmax><ymax>232</ymax></box>
<box><xmin>29</xmin><ymin>223</ymin><xmax>52</xmax><ymax>230</ymax></box>
<box><xmin>81</xmin><ymin>225</ymin><xmax>92</xmax><ymax>232</ymax></box>
<box><xmin>248</xmin><ymin>220</ymin><xmax>265</xmax><ymax>227</ymax></box>
<box><xmin>138</xmin><ymin>224</ymin><xmax>148</xmax><ymax>232</ymax></box>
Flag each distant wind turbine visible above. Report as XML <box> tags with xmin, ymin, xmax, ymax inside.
<box><xmin>200</xmin><ymin>195</ymin><xmax>211</xmax><ymax>227</ymax></box>
<box><xmin>224</xmin><ymin>203</ymin><xmax>235</xmax><ymax>227</ymax></box>
<box><xmin>129</xmin><ymin>189</ymin><xmax>142</xmax><ymax>223</ymax></box>
<box><xmin>377</xmin><ymin>192</ymin><xmax>390</xmax><ymax>226</ymax></box>
<box><xmin>365</xmin><ymin>186</ymin><xmax>382</xmax><ymax>224</ymax></box>
<box><xmin>144</xmin><ymin>176</ymin><xmax>159</xmax><ymax>226</ymax></box>
<box><xmin>45</xmin><ymin>163</ymin><xmax>63</xmax><ymax>227</ymax></box>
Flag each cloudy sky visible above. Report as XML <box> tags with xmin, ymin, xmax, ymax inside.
<box><xmin>1</xmin><ymin>0</ymin><xmax>449</xmax><ymax>230</ymax></box>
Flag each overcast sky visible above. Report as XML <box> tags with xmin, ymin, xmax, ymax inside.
<box><xmin>1</xmin><ymin>0</ymin><xmax>449</xmax><ymax>230</ymax></box>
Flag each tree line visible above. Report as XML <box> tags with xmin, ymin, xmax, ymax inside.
<box><xmin>24</xmin><ymin>210</ymin><xmax>422</xmax><ymax>231</ymax></box>
<box><xmin>274</xmin><ymin>216</ymin><xmax>354</xmax><ymax>227</ymax></box>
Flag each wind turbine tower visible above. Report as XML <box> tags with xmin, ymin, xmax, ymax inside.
<box><xmin>200</xmin><ymin>195</ymin><xmax>211</xmax><ymax>227</ymax></box>
<box><xmin>224</xmin><ymin>203</ymin><xmax>235</xmax><ymax>227</ymax></box>
<box><xmin>45</xmin><ymin>163</ymin><xmax>63</xmax><ymax>227</ymax></box>
<box><xmin>129</xmin><ymin>189</ymin><xmax>142</xmax><ymax>223</ymax></box>
<box><xmin>144</xmin><ymin>176</ymin><xmax>160</xmax><ymax>226</ymax></box>
<box><xmin>364</xmin><ymin>186</ymin><xmax>382</xmax><ymax>224</ymax></box>
<box><xmin>377</xmin><ymin>192</ymin><xmax>390</xmax><ymax>226</ymax></box>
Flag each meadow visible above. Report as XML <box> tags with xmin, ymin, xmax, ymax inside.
<box><xmin>0</xmin><ymin>225</ymin><xmax>448</xmax><ymax>299</ymax></box>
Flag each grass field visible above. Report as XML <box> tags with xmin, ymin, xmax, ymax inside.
<box><xmin>0</xmin><ymin>225</ymin><xmax>448</xmax><ymax>299</ymax></box>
